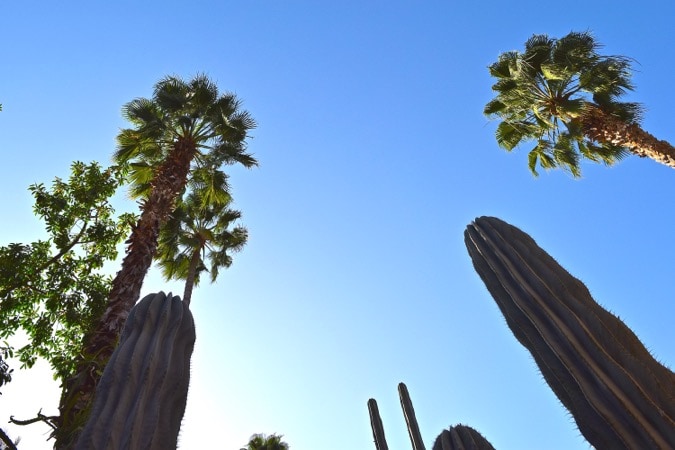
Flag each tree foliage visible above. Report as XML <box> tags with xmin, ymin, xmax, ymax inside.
<box><xmin>157</xmin><ymin>166</ymin><xmax>248</xmax><ymax>305</ymax></box>
<box><xmin>0</xmin><ymin>347</ymin><xmax>12</xmax><ymax>393</ymax></box>
<box><xmin>241</xmin><ymin>433</ymin><xmax>290</xmax><ymax>450</ymax></box>
<box><xmin>484</xmin><ymin>31</ymin><xmax>642</xmax><ymax>176</ymax></box>
<box><xmin>0</xmin><ymin>161</ymin><xmax>134</xmax><ymax>382</ymax></box>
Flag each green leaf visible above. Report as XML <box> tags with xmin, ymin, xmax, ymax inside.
<box><xmin>484</xmin><ymin>99</ymin><xmax>506</xmax><ymax>116</ymax></box>
<box><xmin>527</xmin><ymin>150</ymin><xmax>540</xmax><ymax>176</ymax></box>
<box><xmin>540</xmin><ymin>63</ymin><xmax>569</xmax><ymax>81</ymax></box>
<box><xmin>495</xmin><ymin>122</ymin><xmax>525</xmax><ymax>150</ymax></box>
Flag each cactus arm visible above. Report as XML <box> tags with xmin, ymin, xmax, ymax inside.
<box><xmin>75</xmin><ymin>292</ymin><xmax>195</xmax><ymax>450</ymax></box>
<box><xmin>464</xmin><ymin>216</ymin><xmax>675</xmax><ymax>449</ymax></box>
<box><xmin>432</xmin><ymin>425</ymin><xmax>495</xmax><ymax>450</ymax></box>
<box><xmin>368</xmin><ymin>398</ymin><xmax>390</xmax><ymax>450</ymax></box>
<box><xmin>398</xmin><ymin>382</ymin><xmax>427</xmax><ymax>450</ymax></box>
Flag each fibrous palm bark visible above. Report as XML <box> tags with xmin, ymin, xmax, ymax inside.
<box><xmin>464</xmin><ymin>216</ymin><xmax>675</xmax><ymax>449</ymax></box>
<box><xmin>74</xmin><ymin>292</ymin><xmax>195</xmax><ymax>450</ymax></box>
<box><xmin>581</xmin><ymin>104</ymin><xmax>675</xmax><ymax>168</ymax></box>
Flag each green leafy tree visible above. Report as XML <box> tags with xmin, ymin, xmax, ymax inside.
<box><xmin>0</xmin><ymin>347</ymin><xmax>12</xmax><ymax>393</ymax></box>
<box><xmin>0</xmin><ymin>162</ymin><xmax>132</xmax><ymax>384</ymax></box>
<box><xmin>0</xmin><ymin>162</ymin><xmax>132</xmax><ymax>443</ymax></box>
<box><xmin>484</xmin><ymin>31</ymin><xmax>675</xmax><ymax>176</ymax></box>
<box><xmin>58</xmin><ymin>75</ymin><xmax>257</xmax><ymax>448</ymax></box>
<box><xmin>241</xmin><ymin>433</ymin><xmax>290</xmax><ymax>450</ymax></box>
<box><xmin>157</xmin><ymin>184</ymin><xmax>248</xmax><ymax>307</ymax></box>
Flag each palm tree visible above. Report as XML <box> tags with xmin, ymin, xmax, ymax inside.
<box><xmin>156</xmin><ymin>182</ymin><xmax>248</xmax><ymax>307</ymax></box>
<box><xmin>484</xmin><ymin>31</ymin><xmax>675</xmax><ymax>176</ymax></box>
<box><xmin>57</xmin><ymin>75</ymin><xmax>257</xmax><ymax>448</ymax></box>
<box><xmin>241</xmin><ymin>433</ymin><xmax>290</xmax><ymax>450</ymax></box>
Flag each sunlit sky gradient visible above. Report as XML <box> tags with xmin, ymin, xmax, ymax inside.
<box><xmin>1</xmin><ymin>2</ymin><xmax>674</xmax><ymax>449</ymax></box>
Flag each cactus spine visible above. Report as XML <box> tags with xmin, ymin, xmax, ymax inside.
<box><xmin>464</xmin><ymin>216</ymin><xmax>675</xmax><ymax>449</ymax></box>
<box><xmin>432</xmin><ymin>425</ymin><xmax>495</xmax><ymax>450</ymax></box>
<box><xmin>75</xmin><ymin>292</ymin><xmax>196</xmax><ymax>450</ymax></box>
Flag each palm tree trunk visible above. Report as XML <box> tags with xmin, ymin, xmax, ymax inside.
<box><xmin>182</xmin><ymin>247</ymin><xmax>202</xmax><ymax>308</ymax></box>
<box><xmin>56</xmin><ymin>138</ymin><xmax>197</xmax><ymax>449</ymax></box>
<box><xmin>582</xmin><ymin>104</ymin><xmax>675</xmax><ymax>169</ymax></box>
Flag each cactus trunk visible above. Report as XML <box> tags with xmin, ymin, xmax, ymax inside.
<box><xmin>464</xmin><ymin>216</ymin><xmax>675</xmax><ymax>449</ymax></box>
<box><xmin>398</xmin><ymin>382</ymin><xmax>426</xmax><ymax>450</ymax></box>
<box><xmin>74</xmin><ymin>292</ymin><xmax>196</xmax><ymax>450</ymax></box>
<box><xmin>368</xmin><ymin>398</ymin><xmax>390</xmax><ymax>450</ymax></box>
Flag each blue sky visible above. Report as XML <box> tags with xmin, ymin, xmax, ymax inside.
<box><xmin>1</xmin><ymin>2</ymin><xmax>674</xmax><ymax>449</ymax></box>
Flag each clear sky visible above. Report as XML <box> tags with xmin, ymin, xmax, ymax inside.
<box><xmin>1</xmin><ymin>2</ymin><xmax>674</xmax><ymax>449</ymax></box>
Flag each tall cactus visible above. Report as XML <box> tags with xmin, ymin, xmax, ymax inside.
<box><xmin>464</xmin><ymin>216</ymin><xmax>675</xmax><ymax>449</ymax></box>
<box><xmin>398</xmin><ymin>382</ymin><xmax>426</xmax><ymax>450</ymax></box>
<box><xmin>368</xmin><ymin>398</ymin><xmax>389</xmax><ymax>450</ymax></box>
<box><xmin>74</xmin><ymin>292</ymin><xmax>195</xmax><ymax>450</ymax></box>
<box><xmin>369</xmin><ymin>383</ymin><xmax>495</xmax><ymax>450</ymax></box>
<box><xmin>431</xmin><ymin>425</ymin><xmax>495</xmax><ymax>450</ymax></box>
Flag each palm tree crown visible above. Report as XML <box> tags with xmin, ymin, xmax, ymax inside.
<box><xmin>484</xmin><ymin>31</ymin><xmax>675</xmax><ymax>176</ymax></box>
<box><xmin>116</xmin><ymin>74</ymin><xmax>257</xmax><ymax>197</ymax></box>
<box><xmin>241</xmin><ymin>433</ymin><xmax>290</xmax><ymax>450</ymax></box>
<box><xmin>156</xmin><ymin>179</ymin><xmax>247</xmax><ymax>307</ymax></box>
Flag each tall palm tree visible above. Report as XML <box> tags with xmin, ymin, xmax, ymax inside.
<box><xmin>484</xmin><ymin>31</ymin><xmax>675</xmax><ymax>176</ymax></box>
<box><xmin>156</xmin><ymin>184</ymin><xmax>248</xmax><ymax>307</ymax></box>
<box><xmin>241</xmin><ymin>433</ymin><xmax>290</xmax><ymax>450</ymax></box>
<box><xmin>57</xmin><ymin>75</ymin><xmax>257</xmax><ymax>448</ymax></box>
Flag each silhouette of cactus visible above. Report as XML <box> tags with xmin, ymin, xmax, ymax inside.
<box><xmin>75</xmin><ymin>292</ymin><xmax>195</xmax><ymax>450</ymax></box>
<box><xmin>431</xmin><ymin>425</ymin><xmax>495</xmax><ymax>450</ymax></box>
<box><xmin>369</xmin><ymin>383</ymin><xmax>494</xmax><ymax>450</ymax></box>
<box><xmin>464</xmin><ymin>216</ymin><xmax>675</xmax><ymax>449</ymax></box>
<box><xmin>367</xmin><ymin>398</ymin><xmax>389</xmax><ymax>450</ymax></box>
<box><xmin>399</xmin><ymin>382</ymin><xmax>426</xmax><ymax>450</ymax></box>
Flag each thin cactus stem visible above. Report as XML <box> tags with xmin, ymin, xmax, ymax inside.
<box><xmin>398</xmin><ymin>382</ymin><xmax>426</xmax><ymax>450</ymax></box>
<box><xmin>75</xmin><ymin>292</ymin><xmax>196</xmax><ymax>450</ymax></box>
<box><xmin>464</xmin><ymin>216</ymin><xmax>675</xmax><ymax>449</ymax></box>
<box><xmin>432</xmin><ymin>425</ymin><xmax>495</xmax><ymax>450</ymax></box>
<box><xmin>368</xmin><ymin>398</ymin><xmax>390</xmax><ymax>450</ymax></box>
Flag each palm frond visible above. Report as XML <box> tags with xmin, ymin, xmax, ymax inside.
<box><xmin>488</xmin><ymin>52</ymin><xmax>519</xmax><ymax>79</ymax></box>
<box><xmin>153</xmin><ymin>76</ymin><xmax>191</xmax><ymax>114</ymax></box>
<box><xmin>496</xmin><ymin>121</ymin><xmax>537</xmax><ymax>150</ymax></box>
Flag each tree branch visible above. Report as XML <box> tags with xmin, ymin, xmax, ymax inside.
<box><xmin>0</xmin><ymin>428</ymin><xmax>17</xmax><ymax>450</ymax></box>
<box><xmin>10</xmin><ymin>410</ymin><xmax>58</xmax><ymax>431</ymax></box>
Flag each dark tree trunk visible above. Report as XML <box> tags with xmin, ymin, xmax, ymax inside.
<box><xmin>55</xmin><ymin>138</ymin><xmax>197</xmax><ymax>449</ymax></box>
<box><xmin>182</xmin><ymin>247</ymin><xmax>203</xmax><ymax>308</ymax></box>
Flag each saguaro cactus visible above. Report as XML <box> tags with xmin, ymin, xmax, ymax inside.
<box><xmin>75</xmin><ymin>292</ymin><xmax>195</xmax><ymax>450</ymax></box>
<box><xmin>464</xmin><ymin>216</ymin><xmax>675</xmax><ymax>449</ymax></box>
<box><xmin>431</xmin><ymin>425</ymin><xmax>495</xmax><ymax>450</ymax></box>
